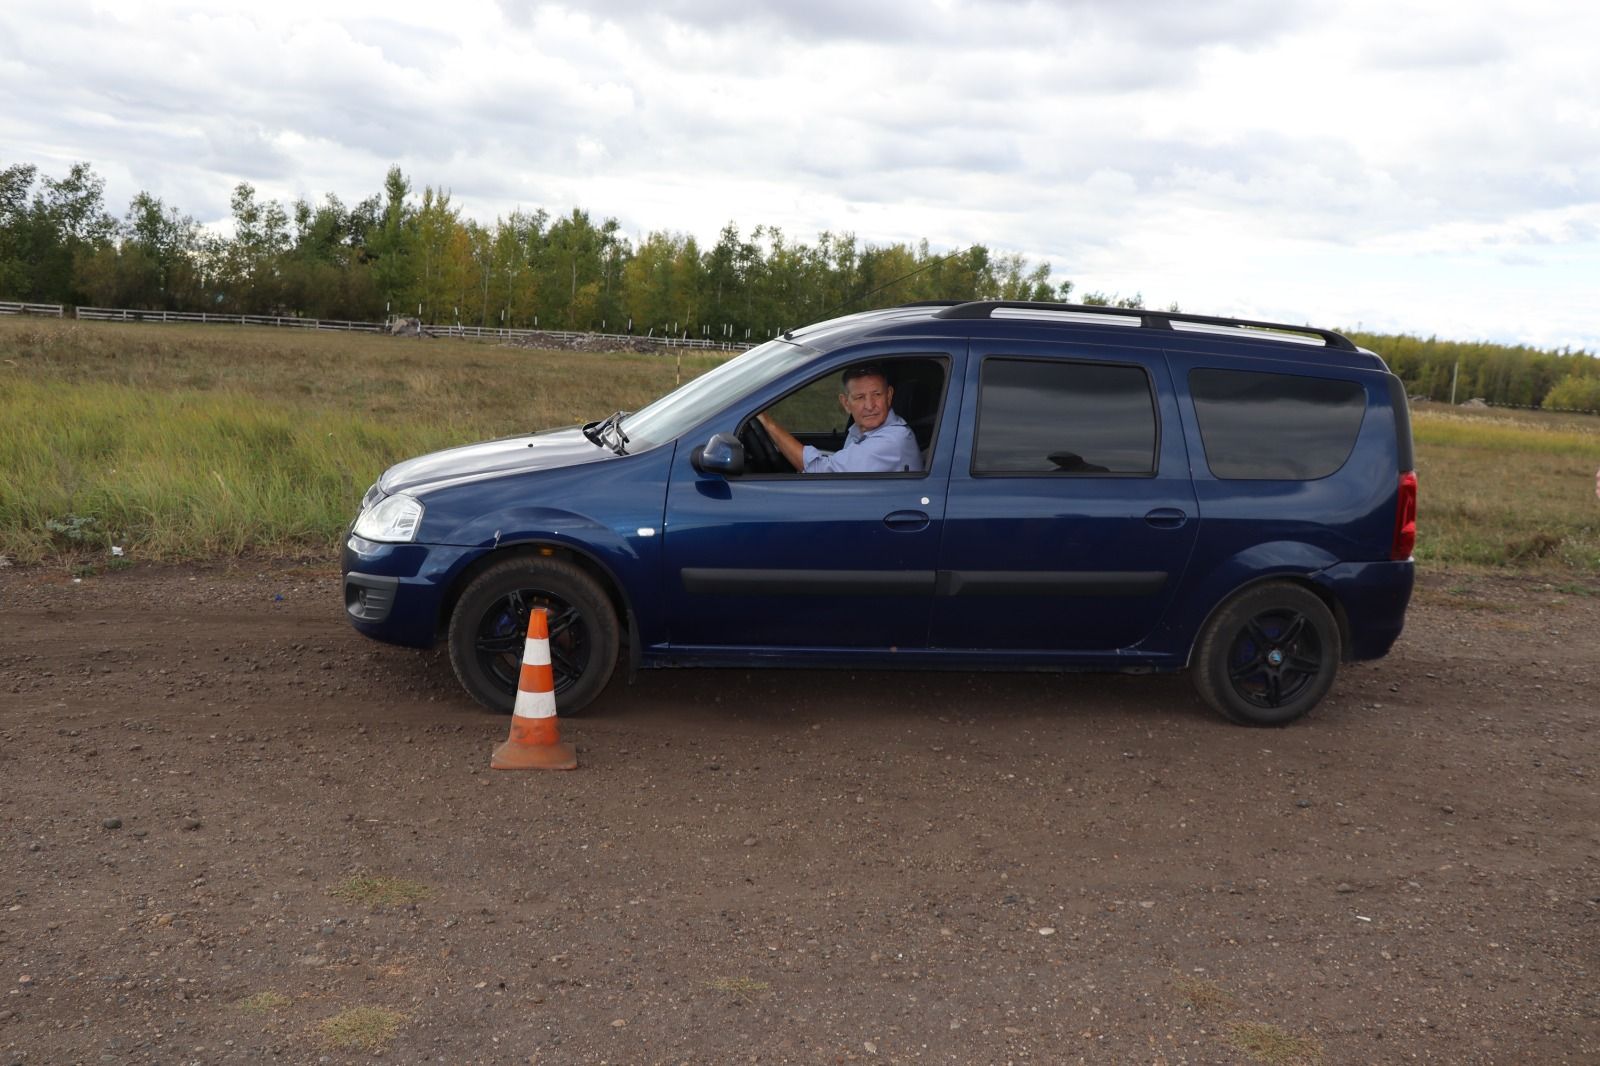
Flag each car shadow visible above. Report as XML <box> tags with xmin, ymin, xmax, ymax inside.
<box><xmin>589</xmin><ymin>665</ymin><xmax>1214</xmax><ymax>731</ymax></box>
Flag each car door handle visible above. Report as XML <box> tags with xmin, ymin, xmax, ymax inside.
<box><xmin>883</xmin><ymin>510</ymin><xmax>931</xmax><ymax>532</ymax></box>
<box><xmin>1144</xmin><ymin>507</ymin><xmax>1189</xmax><ymax>529</ymax></box>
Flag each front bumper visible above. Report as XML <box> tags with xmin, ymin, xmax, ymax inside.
<box><xmin>341</xmin><ymin>535</ymin><xmax>484</xmax><ymax>648</ymax></box>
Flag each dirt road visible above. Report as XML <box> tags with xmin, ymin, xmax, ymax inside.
<box><xmin>2</xmin><ymin>562</ymin><xmax>1596</xmax><ymax>1064</ymax></box>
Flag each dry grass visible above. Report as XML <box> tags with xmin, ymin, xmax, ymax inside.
<box><xmin>1411</xmin><ymin>404</ymin><xmax>1600</xmax><ymax>572</ymax></box>
<box><xmin>706</xmin><ymin>976</ymin><xmax>770</xmax><ymax>994</ymax></box>
<box><xmin>1169</xmin><ymin>973</ymin><xmax>1323</xmax><ymax>1064</ymax></box>
<box><xmin>1173</xmin><ymin>972</ymin><xmax>1238</xmax><ymax>1013</ymax></box>
<box><xmin>0</xmin><ymin>318</ymin><xmax>722</xmax><ymax>433</ymax></box>
<box><xmin>328</xmin><ymin>874</ymin><xmax>434</xmax><ymax>907</ymax></box>
<box><xmin>235</xmin><ymin>990</ymin><xmax>291</xmax><ymax>1013</ymax></box>
<box><xmin>0</xmin><ymin>318</ymin><xmax>725</xmax><ymax>562</ymax></box>
<box><xmin>1224</xmin><ymin>1019</ymin><xmax>1324</xmax><ymax>1065</ymax></box>
<box><xmin>316</xmin><ymin>1006</ymin><xmax>406</xmax><ymax>1051</ymax></box>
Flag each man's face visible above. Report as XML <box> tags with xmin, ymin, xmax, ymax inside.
<box><xmin>839</xmin><ymin>374</ymin><xmax>893</xmax><ymax>432</ymax></box>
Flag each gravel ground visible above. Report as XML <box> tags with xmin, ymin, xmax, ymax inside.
<box><xmin>1</xmin><ymin>561</ymin><xmax>1596</xmax><ymax>1064</ymax></box>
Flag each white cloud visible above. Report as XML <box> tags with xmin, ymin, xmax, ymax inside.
<box><xmin>0</xmin><ymin>0</ymin><xmax>1596</xmax><ymax>348</ymax></box>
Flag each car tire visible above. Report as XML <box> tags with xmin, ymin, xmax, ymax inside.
<box><xmin>447</xmin><ymin>554</ymin><xmax>620</xmax><ymax>716</ymax></box>
<box><xmin>1191</xmin><ymin>582</ymin><xmax>1341</xmax><ymax>726</ymax></box>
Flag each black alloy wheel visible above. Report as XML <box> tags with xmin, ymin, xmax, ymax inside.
<box><xmin>472</xmin><ymin>589</ymin><xmax>589</xmax><ymax>698</ymax></box>
<box><xmin>1225</xmin><ymin>608</ymin><xmax>1324</xmax><ymax>709</ymax></box>
<box><xmin>447</xmin><ymin>555</ymin><xmax>619</xmax><ymax>715</ymax></box>
<box><xmin>1192</xmin><ymin>582</ymin><xmax>1341</xmax><ymax>726</ymax></box>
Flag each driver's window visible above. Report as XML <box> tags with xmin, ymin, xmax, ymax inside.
<box><xmin>741</xmin><ymin>356</ymin><xmax>945</xmax><ymax>477</ymax></box>
<box><xmin>766</xmin><ymin>374</ymin><xmax>847</xmax><ymax>434</ymax></box>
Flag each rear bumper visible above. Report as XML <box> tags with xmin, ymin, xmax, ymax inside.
<box><xmin>1315</xmin><ymin>559</ymin><xmax>1415</xmax><ymax>661</ymax></box>
<box><xmin>341</xmin><ymin>535</ymin><xmax>483</xmax><ymax>648</ymax></box>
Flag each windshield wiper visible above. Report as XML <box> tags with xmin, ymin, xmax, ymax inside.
<box><xmin>585</xmin><ymin>410</ymin><xmax>630</xmax><ymax>455</ymax></box>
<box><xmin>605</xmin><ymin>411</ymin><xmax>631</xmax><ymax>455</ymax></box>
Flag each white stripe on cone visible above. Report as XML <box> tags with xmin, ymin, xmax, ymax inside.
<box><xmin>512</xmin><ymin>625</ymin><xmax>557</xmax><ymax>720</ymax></box>
<box><xmin>513</xmin><ymin>687</ymin><xmax>556</xmax><ymax>720</ymax></box>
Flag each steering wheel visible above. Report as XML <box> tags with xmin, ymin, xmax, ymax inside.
<box><xmin>740</xmin><ymin>416</ymin><xmax>787</xmax><ymax>472</ymax></box>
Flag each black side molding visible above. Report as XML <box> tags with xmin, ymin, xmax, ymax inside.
<box><xmin>679</xmin><ymin>568</ymin><xmax>1167</xmax><ymax>599</ymax></box>
<box><xmin>680</xmin><ymin>568</ymin><xmax>936</xmax><ymax>597</ymax></box>
<box><xmin>937</xmin><ymin>570</ymin><xmax>1168</xmax><ymax>598</ymax></box>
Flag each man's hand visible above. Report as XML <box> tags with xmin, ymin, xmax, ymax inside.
<box><xmin>758</xmin><ymin>412</ymin><xmax>806</xmax><ymax>472</ymax></box>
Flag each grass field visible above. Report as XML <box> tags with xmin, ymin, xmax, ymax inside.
<box><xmin>0</xmin><ymin>318</ymin><xmax>722</xmax><ymax>562</ymax></box>
<box><xmin>1411</xmin><ymin>403</ymin><xmax>1600</xmax><ymax>571</ymax></box>
<box><xmin>2</xmin><ymin>317</ymin><xmax>1597</xmax><ymax>571</ymax></box>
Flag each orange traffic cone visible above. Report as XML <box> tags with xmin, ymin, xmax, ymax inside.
<box><xmin>490</xmin><ymin>608</ymin><xmax>578</xmax><ymax>771</ymax></box>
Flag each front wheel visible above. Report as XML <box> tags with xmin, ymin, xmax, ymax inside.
<box><xmin>1191</xmin><ymin>582</ymin><xmax>1341</xmax><ymax>726</ymax></box>
<box><xmin>447</xmin><ymin>554</ymin><xmax>620</xmax><ymax>715</ymax></box>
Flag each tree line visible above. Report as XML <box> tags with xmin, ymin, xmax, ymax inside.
<box><xmin>0</xmin><ymin>160</ymin><xmax>1095</xmax><ymax>338</ymax></box>
<box><xmin>2</xmin><ymin>158</ymin><xmax>1595</xmax><ymax>409</ymax></box>
<box><xmin>1348</xmin><ymin>332</ymin><xmax>1599</xmax><ymax>412</ymax></box>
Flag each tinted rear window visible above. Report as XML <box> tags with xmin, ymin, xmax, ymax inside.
<box><xmin>975</xmin><ymin>359</ymin><xmax>1156</xmax><ymax>475</ymax></box>
<box><xmin>1190</xmin><ymin>369</ymin><xmax>1366</xmax><ymax>480</ymax></box>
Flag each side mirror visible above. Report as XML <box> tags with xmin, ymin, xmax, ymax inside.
<box><xmin>691</xmin><ymin>432</ymin><xmax>745</xmax><ymax>476</ymax></box>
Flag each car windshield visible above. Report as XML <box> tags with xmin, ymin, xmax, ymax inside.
<box><xmin>621</xmin><ymin>337</ymin><xmax>818</xmax><ymax>449</ymax></box>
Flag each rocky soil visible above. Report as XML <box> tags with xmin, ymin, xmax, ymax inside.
<box><xmin>1</xmin><ymin>562</ymin><xmax>1596</xmax><ymax>1064</ymax></box>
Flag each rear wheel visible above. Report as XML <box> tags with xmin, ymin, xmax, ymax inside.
<box><xmin>1191</xmin><ymin>583</ymin><xmax>1340</xmax><ymax>726</ymax></box>
<box><xmin>447</xmin><ymin>554</ymin><xmax>619</xmax><ymax>715</ymax></box>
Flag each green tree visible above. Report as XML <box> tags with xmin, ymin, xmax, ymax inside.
<box><xmin>542</xmin><ymin>209</ymin><xmax>608</xmax><ymax>329</ymax></box>
<box><xmin>409</xmin><ymin>185</ymin><xmax>461</xmax><ymax>321</ymax></box>
<box><xmin>0</xmin><ymin>163</ymin><xmax>38</xmax><ymax>296</ymax></box>
<box><xmin>366</xmin><ymin>166</ymin><xmax>415</xmax><ymax>315</ymax></box>
<box><xmin>623</xmin><ymin>230</ymin><xmax>680</xmax><ymax>333</ymax></box>
<box><xmin>279</xmin><ymin>192</ymin><xmax>383</xmax><ymax>320</ymax></box>
<box><xmin>492</xmin><ymin>207</ymin><xmax>548</xmax><ymax>327</ymax></box>
<box><xmin>77</xmin><ymin>192</ymin><xmax>206</xmax><ymax>310</ymax></box>
<box><xmin>1</xmin><ymin>161</ymin><xmax>115</xmax><ymax>303</ymax></box>
<box><xmin>701</xmin><ymin>223</ymin><xmax>742</xmax><ymax>333</ymax></box>
<box><xmin>596</xmin><ymin>217</ymin><xmax>628</xmax><ymax>331</ymax></box>
<box><xmin>214</xmin><ymin>183</ymin><xmax>291</xmax><ymax>312</ymax></box>
<box><xmin>1544</xmin><ymin>374</ymin><xmax>1600</xmax><ymax>412</ymax></box>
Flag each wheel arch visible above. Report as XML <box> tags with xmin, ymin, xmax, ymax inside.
<box><xmin>1183</xmin><ymin>572</ymin><xmax>1351</xmax><ymax>669</ymax></box>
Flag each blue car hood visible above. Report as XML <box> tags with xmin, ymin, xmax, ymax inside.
<box><xmin>379</xmin><ymin>426</ymin><xmax>611</xmax><ymax>495</ymax></box>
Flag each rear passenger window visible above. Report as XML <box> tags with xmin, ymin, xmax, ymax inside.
<box><xmin>975</xmin><ymin>359</ymin><xmax>1156</xmax><ymax>475</ymax></box>
<box><xmin>1190</xmin><ymin>369</ymin><xmax>1365</xmax><ymax>480</ymax></box>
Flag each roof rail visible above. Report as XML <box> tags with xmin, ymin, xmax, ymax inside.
<box><xmin>929</xmin><ymin>300</ymin><xmax>1357</xmax><ymax>352</ymax></box>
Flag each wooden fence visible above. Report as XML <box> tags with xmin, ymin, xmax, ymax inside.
<box><xmin>67</xmin><ymin>306</ymin><xmax>746</xmax><ymax>351</ymax></box>
<box><xmin>0</xmin><ymin>301</ymin><xmax>65</xmax><ymax>317</ymax></box>
<box><xmin>428</xmin><ymin>323</ymin><xmax>741</xmax><ymax>349</ymax></box>
<box><xmin>73</xmin><ymin>307</ymin><xmax>381</xmax><ymax>332</ymax></box>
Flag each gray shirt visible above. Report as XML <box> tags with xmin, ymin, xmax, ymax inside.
<box><xmin>800</xmin><ymin>411</ymin><xmax>922</xmax><ymax>473</ymax></box>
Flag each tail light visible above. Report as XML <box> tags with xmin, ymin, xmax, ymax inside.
<box><xmin>1391</xmin><ymin>471</ymin><xmax>1417</xmax><ymax>560</ymax></box>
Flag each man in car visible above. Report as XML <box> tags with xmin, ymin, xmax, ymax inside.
<box><xmin>757</xmin><ymin>364</ymin><xmax>922</xmax><ymax>474</ymax></box>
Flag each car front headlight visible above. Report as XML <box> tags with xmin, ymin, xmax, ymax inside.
<box><xmin>352</xmin><ymin>493</ymin><xmax>424</xmax><ymax>543</ymax></box>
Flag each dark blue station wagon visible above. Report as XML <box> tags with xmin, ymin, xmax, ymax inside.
<box><xmin>343</xmin><ymin>301</ymin><xmax>1417</xmax><ymax>726</ymax></box>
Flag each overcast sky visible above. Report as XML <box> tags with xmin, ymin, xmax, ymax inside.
<box><xmin>3</xmin><ymin>0</ymin><xmax>1597</xmax><ymax>349</ymax></box>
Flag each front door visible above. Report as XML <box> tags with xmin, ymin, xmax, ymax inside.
<box><xmin>661</xmin><ymin>354</ymin><xmax>958</xmax><ymax>650</ymax></box>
